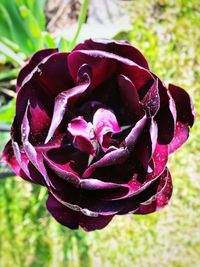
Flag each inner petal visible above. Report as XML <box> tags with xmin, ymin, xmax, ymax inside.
<box><xmin>67</xmin><ymin>116</ymin><xmax>95</xmax><ymax>156</ymax></box>
<box><xmin>93</xmin><ymin>108</ymin><xmax>120</xmax><ymax>152</ymax></box>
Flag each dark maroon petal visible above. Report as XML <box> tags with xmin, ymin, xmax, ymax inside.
<box><xmin>21</xmin><ymin>104</ymin><xmax>51</xmax><ymax>187</ymax></box>
<box><xmin>43</xmin><ymin>153</ymin><xmax>80</xmax><ymax>187</ymax></box>
<box><xmin>93</xmin><ymin>108</ymin><xmax>120</xmax><ymax>152</ymax></box>
<box><xmin>17</xmin><ymin>48</ymin><xmax>58</xmax><ymax>92</ymax></box>
<box><xmin>2</xmin><ymin>140</ymin><xmax>21</xmax><ymax>177</ymax></box>
<box><xmin>13</xmin><ymin>77</ymin><xmax>54</xmax><ymax>145</ymax></box>
<box><xmin>156</xmin><ymin>80</ymin><xmax>176</xmax><ymax>144</ymax></box>
<box><xmin>168</xmin><ymin>122</ymin><xmax>189</xmax><ymax>154</ymax></box>
<box><xmin>68</xmin><ymin>50</ymin><xmax>153</xmax><ymax>90</ymax></box>
<box><xmin>135</xmin><ymin>118</ymin><xmax>158</xmax><ymax>171</ymax></box>
<box><xmin>46</xmin><ymin>194</ymin><xmax>79</xmax><ymax>229</ymax></box>
<box><xmin>80</xmin><ymin>178</ymin><xmax>127</xmax><ymax>191</ymax></box>
<box><xmin>141</xmin><ymin>79</ymin><xmax>160</xmax><ymax>116</ymax></box>
<box><xmin>68</xmin><ymin>116</ymin><xmax>95</xmax><ymax>155</ymax></box>
<box><xmin>45</xmin><ymin>82</ymin><xmax>90</xmax><ymax>144</ymax></box>
<box><xmin>83</xmin><ymin>148</ymin><xmax>130</xmax><ymax>178</ymax></box>
<box><xmin>119</xmin><ymin>168</ymin><xmax>169</xmax><ymax>214</ymax></box>
<box><xmin>50</xmin><ymin>188</ymin><xmax>124</xmax><ymax>216</ymax></box>
<box><xmin>34</xmin><ymin>52</ymin><xmax>74</xmax><ymax>97</ymax></box>
<box><xmin>2</xmin><ymin>140</ymin><xmax>44</xmax><ymax>185</ymax></box>
<box><xmin>125</xmin><ymin>115</ymin><xmax>147</xmax><ymax>151</ymax></box>
<box><xmin>118</xmin><ymin>74</ymin><xmax>142</xmax><ymax>117</ymax></box>
<box><xmin>46</xmin><ymin>194</ymin><xmax>114</xmax><ymax>231</ymax></box>
<box><xmin>46</xmin><ymin>145</ymin><xmax>88</xmax><ymax>177</ymax></box>
<box><xmin>73</xmin><ymin>39</ymin><xmax>149</xmax><ymax>69</ymax></box>
<box><xmin>149</xmin><ymin>119</ymin><xmax>158</xmax><ymax>157</ymax></box>
<box><xmin>135</xmin><ymin>169</ymin><xmax>173</xmax><ymax>214</ymax></box>
<box><xmin>28</xmin><ymin>89</ymin><xmax>52</xmax><ymax>144</ymax></box>
<box><xmin>169</xmin><ymin>84</ymin><xmax>195</xmax><ymax>126</ymax></box>
<box><xmin>79</xmin><ymin>213</ymin><xmax>114</xmax><ymax>231</ymax></box>
<box><xmin>103</xmin><ymin>143</ymin><xmax>168</xmax><ymax>201</ymax></box>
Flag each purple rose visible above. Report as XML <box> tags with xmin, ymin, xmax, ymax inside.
<box><xmin>2</xmin><ymin>39</ymin><xmax>195</xmax><ymax>231</ymax></box>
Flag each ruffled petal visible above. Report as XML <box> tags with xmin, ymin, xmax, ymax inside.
<box><xmin>118</xmin><ymin>74</ymin><xmax>142</xmax><ymax>117</ymax></box>
<box><xmin>2</xmin><ymin>140</ymin><xmax>44</xmax><ymax>185</ymax></box>
<box><xmin>73</xmin><ymin>39</ymin><xmax>149</xmax><ymax>69</ymax></box>
<box><xmin>155</xmin><ymin>80</ymin><xmax>176</xmax><ymax>144</ymax></box>
<box><xmin>83</xmin><ymin>148</ymin><xmax>130</xmax><ymax>178</ymax></box>
<box><xmin>168</xmin><ymin>122</ymin><xmax>189</xmax><ymax>154</ymax></box>
<box><xmin>169</xmin><ymin>84</ymin><xmax>195</xmax><ymax>126</ymax></box>
<box><xmin>45</xmin><ymin>82</ymin><xmax>90</xmax><ymax>144</ymax></box>
<box><xmin>141</xmin><ymin>79</ymin><xmax>160</xmax><ymax>116</ymax></box>
<box><xmin>17</xmin><ymin>48</ymin><xmax>58</xmax><ymax>92</ymax></box>
<box><xmin>135</xmin><ymin>169</ymin><xmax>172</xmax><ymax>214</ymax></box>
<box><xmin>46</xmin><ymin>194</ymin><xmax>114</xmax><ymax>231</ymax></box>
<box><xmin>46</xmin><ymin>194</ymin><xmax>79</xmax><ymax>230</ymax></box>
<box><xmin>68</xmin><ymin>50</ymin><xmax>153</xmax><ymax>90</ymax></box>
<box><xmin>125</xmin><ymin>115</ymin><xmax>147</xmax><ymax>151</ymax></box>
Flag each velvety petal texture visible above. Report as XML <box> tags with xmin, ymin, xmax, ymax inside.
<box><xmin>2</xmin><ymin>39</ymin><xmax>195</xmax><ymax>231</ymax></box>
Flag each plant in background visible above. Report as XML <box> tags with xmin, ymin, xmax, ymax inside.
<box><xmin>2</xmin><ymin>39</ymin><xmax>195</xmax><ymax>231</ymax></box>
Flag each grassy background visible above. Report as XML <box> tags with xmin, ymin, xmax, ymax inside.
<box><xmin>0</xmin><ymin>0</ymin><xmax>200</xmax><ymax>266</ymax></box>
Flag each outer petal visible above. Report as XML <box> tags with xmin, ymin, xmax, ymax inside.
<box><xmin>2</xmin><ymin>140</ymin><xmax>44</xmax><ymax>185</ymax></box>
<box><xmin>17</xmin><ymin>48</ymin><xmax>58</xmax><ymax>92</ymax></box>
<box><xmin>168</xmin><ymin>122</ymin><xmax>189</xmax><ymax>154</ymax></box>
<box><xmin>46</xmin><ymin>194</ymin><xmax>114</xmax><ymax>231</ymax></box>
<box><xmin>155</xmin><ymin>80</ymin><xmax>176</xmax><ymax>144</ymax></box>
<box><xmin>73</xmin><ymin>39</ymin><xmax>149</xmax><ymax>69</ymax></box>
<box><xmin>46</xmin><ymin>194</ymin><xmax>79</xmax><ymax>229</ymax></box>
<box><xmin>119</xmin><ymin>168</ymin><xmax>169</xmax><ymax>214</ymax></box>
<box><xmin>135</xmin><ymin>169</ymin><xmax>173</xmax><ymax>214</ymax></box>
<box><xmin>169</xmin><ymin>84</ymin><xmax>195</xmax><ymax>126</ymax></box>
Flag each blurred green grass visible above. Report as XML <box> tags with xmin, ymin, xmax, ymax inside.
<box><xmin>0</xmin><ymin>1</ymin><xmax>200</xmax><ymax>266</ymax></box>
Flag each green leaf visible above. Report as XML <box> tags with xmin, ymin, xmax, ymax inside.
<box><xmin>0</xmin><ymin>37</ymin><xmax>20</xmax><ymax>52</ymax></box>
<box><xmin>57</xmin><ymin>37</ymin><xmax>70</xmax><ymax>52</ymax></box>
<box><xmin>69</xmin><ymin>0</ymin><xmax>89</xmax><ymax>51</ymax></box>
<box><xmin>43</xmin><ymin>32</ymin><xmax>56</xmax><ymax>48</ymax></box>
<box><xmin>0</xmin><ymin>98</ymin><xmax>16</xmax><ymax>124</ymax></box>
<box><xmin>0</xmin><ymin>42</ymin><xmax>24</xmax><ymax>66</ymax></box>
<box><xmin>0</xmin><ymin>68</ymin><xmax>20</xmax><ymax>81</ymax></box>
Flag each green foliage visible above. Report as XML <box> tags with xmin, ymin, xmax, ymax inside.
<box><xmin>0</xmin><ymin>98</ymin><xmax>15</xmax><ymax>123</ymax></box>
<box><xmin>0</xmin><ymin>0</ymin><xmax>47</xmax><ymax>58</ymax></box>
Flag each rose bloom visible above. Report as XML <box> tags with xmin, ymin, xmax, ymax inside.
<box><xmin>3</xmin><ymin>39</ymin><xmax>195</xmax><ymax>231</ymax></box>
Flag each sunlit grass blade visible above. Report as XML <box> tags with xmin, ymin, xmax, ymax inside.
<box><xmin>0</xmin><ymin>98</ymin><xmax>16</xmax><ymax>124</ymax></box>
<box><xmin>0</xmin><ymin>68</ymin><xmax>20</xmax><ymax>81</ymax></box>
<box><xmin>69</xmin><ymin>0</ymin><xmax>89</xmax><ymax>51</ymax></box>
<box><xmin>0</xmin><ymin>42</ymin><xmax>24</xmax><ymax>66</ymax></box>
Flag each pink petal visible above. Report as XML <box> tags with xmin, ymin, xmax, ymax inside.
<box><xmin>93</xmin><ymin>108</ymin><xmax>120</xmax><ymax>152</ymax></box>
<box><xmin>68</xmin><ymin>116</ymin><xmax>95</xmax><ymax>155</ymax></box>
